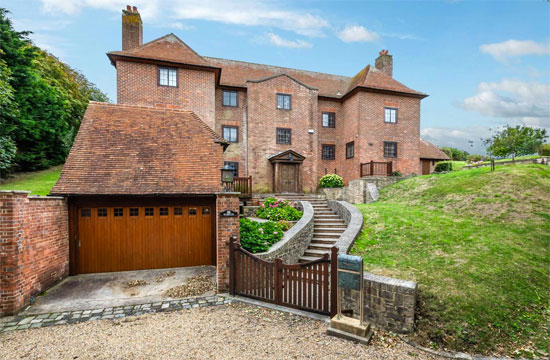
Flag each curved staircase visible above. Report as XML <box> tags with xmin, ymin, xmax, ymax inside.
<box><xmin>279</xmin><ymin>195</ymin><xmax>347</xmax><ymax>263</ymax></box>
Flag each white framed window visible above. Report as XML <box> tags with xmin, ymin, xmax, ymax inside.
<box><xmin>384</xmin><ymin>107</ymin><xmax>397</xmax><ymax>123</ymax></box>
<box><xmin>277</xmin><ymin>94</ymin><xmax>291</xmax><ymax>110</ymax></box>
<box><xmin>158</xmin><ymin>67</ymin><xmax>177</xmax><ymax>87</ymax></box>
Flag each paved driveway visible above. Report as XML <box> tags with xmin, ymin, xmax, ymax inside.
<box><xmin>22</xmin><ymin>266</ymin><xmax>215</xmax><ymax>315</ymax></box>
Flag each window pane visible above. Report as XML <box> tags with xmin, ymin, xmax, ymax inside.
<box><xmin>145</xmin><ymin>208</ymin><xmax>154</xmax><ymax>216</ymax></box>
<box><xmin>98</xmin><ymin>208</ymin><xmax>107</xmax><ymax>217</ymax></box>
<box><xmin>277</xmin><ymin>128</ymin><xmax>291</xmax><ymax>144</ymax></box>
<box><xmin>160</xmin><ymin>208</ymin><xmax>168</xmax><ymax>216</ymax></box>
<box><xmin>322</xmin><ymin>145</ymin><xmax>335</xmax><ymax>160</ymax></box>
<box><xmin>168</xmin><ymin>69</ymin><xmax>177</xmax><ymax>86</ymax></box>
<box><xmin>80</xmin><ymin>208</ymin><xmax>91</xmax><ymax>217</ymax></box>
<box><xmin>385</xmin><ymin>108</ymin><xmax>396</xmax><ymax>123</ymax></box>
<box><xmin>174</xmin><ymin>208</ymin><xmax>183</xmax><ymax>215</ymax></box>
<box><xmin>130</xmin><ymin>208</ymin><xmax>139</xmax><ymax>216</ymax></box>
<box><xmin>223</xmin><ymin>91</ymin><xmax>237</xmax><ymax>106</ymax></box>
<box><xmin>322</xmin><ymin>113</ymin><xmax>328</xmax><ymax>127</ymax></box>
<box><xmin>277</xmin><ymin>95</ymin><xmax>283</xmax><ymax>109</ymax></box>
<box><xmin>223</xmin><ymin>126</ymin><xmax>237</xmax><ymax>142</ymax></box>
<box><xmin>225</xmin><ymin>162</ymin><xmax>239</xmax><ymax>177</ymax></box>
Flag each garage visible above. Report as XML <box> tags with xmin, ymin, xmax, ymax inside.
<box><xmin>50</xmin><ymin>103</ymin><xmax>233</xmax><ymax>276</ymax></box>
<box><xmin>76</xmin><ymin>205</ymin><xmax>214</xmax><ymax>274</ymax></box>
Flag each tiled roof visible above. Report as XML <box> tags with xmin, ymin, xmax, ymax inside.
<box><xmin>50</xmin><ymin>102</ymin><xmax>226</xmax><ymax>195</ymax></box>
<box><xmin>206</xmin><ymin>57</ymin><xmax>349</xmax><ymax>97</ymax></box>
<box><xmin>107</xmin><ymin>33</ymin><xmax>425</xmax><ymax>98</ymax></box>
<box><xmin>419</xmin><ymin>139</ymin><xmax>450</xmax><ymax>160</ymax></box>
<box><xmin>108</xmin><ymin>34</ymin><xmax>212</xmax><ymax>67</ymax></box>
<box><xmin>346</xmin><ymin>65</ymin><xmax>426</xmax><ymax>97</ymax></box>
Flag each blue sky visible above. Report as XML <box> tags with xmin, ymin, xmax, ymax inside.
<box><xmin>4</xmin><ymin>0</ymin><xmax>550</xmax><ymax>154</ymax></box>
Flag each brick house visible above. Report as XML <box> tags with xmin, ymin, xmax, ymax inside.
<box><xmin>419</xmin><ymin>139</ymin><xmax>450</xmax><ymax>175</ymax></box>
<box><xmin>107</xmin><ymin>6</ymin><xmax>430</xmax><ymax>194</ymax></box>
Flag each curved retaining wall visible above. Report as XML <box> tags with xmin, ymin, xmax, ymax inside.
<box><xmin>328</xmin><ymin>199</ymin><xmax>417</xmax><ymax>333</ymax></box>
<box><xmin>256</xmin><ymin>201</ymin><xmax>314</xmax><ymax>264</ymax></box>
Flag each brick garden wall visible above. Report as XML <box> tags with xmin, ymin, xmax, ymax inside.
<box><xmin>0</xmin><ymin>191</ymin><xmax>69</xmax><ymax>315</ymax></box>
<box><xmin>215</xmin><ymin>193</ymin><xmax>240</xmax><ymax>292</ymax></box>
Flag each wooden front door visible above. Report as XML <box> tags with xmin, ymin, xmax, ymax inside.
<box><xmin>280</xmin><ymin>163</ymin><xmax>299</xmax><ymax>193</ymax></box>
<box><xmin>421</xmin><ymin>160</ymin><xmax>431</xmax><ymax>175</ymax></box>
<box><xmin>76</xmin><ymin>205</ymin><xmax>213</xmax><ymax>274</ymax></box>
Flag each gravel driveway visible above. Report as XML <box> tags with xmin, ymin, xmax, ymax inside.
<box><xmin>0</xmin><ymin>302</ymin><xmax>442</xmax><ymax>359</ymax></box>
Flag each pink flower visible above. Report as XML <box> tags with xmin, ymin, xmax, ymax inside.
<box><xmin>273</xmin><ymin>232</ymin><xmax>278</xmax><ymax>235</ymax></box>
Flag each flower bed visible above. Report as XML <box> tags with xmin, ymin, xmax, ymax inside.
<box><xmin>256</xmin><ymin>197</ymin><xmax>302</xmax><ymax>221</ymax></box>
<box><xmin>240</xmin><ymin>198</ymin><xmax>303</xmax><ymax>253</ymax></box>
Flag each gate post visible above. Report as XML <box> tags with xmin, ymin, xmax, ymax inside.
<box><xmin>274</xmin><ymin>258</ymin><xmax>283</xmax><ymax>305</ymax></box>
<box><xmin>229</xmin><ymin>236</ymin><xmax>237</xmax><ymax>296</ymax></box>
<box><xmin>216</xmin><ymin>193</ymin><xmax>240</xmax><ymax>293</ymax></box>
<box><xmin>330</xmin><ymin>246</ymin><xmax>338</xmax><ymax>317</ymax></box>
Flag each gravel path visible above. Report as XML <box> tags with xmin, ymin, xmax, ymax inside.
<box><xmin>0</xmin><ymin>302</ymin><xmax>442</xmax><ymax>359</ymax></box>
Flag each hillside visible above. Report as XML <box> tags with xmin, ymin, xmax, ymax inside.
<box><xmin>352</xmin><ymin>164</ymin><xmax>549</xmax><ymax>358</ymax></box>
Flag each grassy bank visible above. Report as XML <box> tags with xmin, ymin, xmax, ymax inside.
<box><xmin>0</xmin><ymin>165</ymin><xmax>62</xmax><ymax>195</ymax></box>
<box><xmin>352</xmin><ymin>164</ymin><xmax>549</xmax><ymax>358</ymax></box>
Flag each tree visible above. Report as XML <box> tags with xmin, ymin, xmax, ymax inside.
<box><xmin>483</xmin><ymin>125</ymin><xmax>548</xmax><ymax>161</ymax></box>
<box><xmin>0</xmin><ymin>8</ymin><xmax>109</xmax><ymax>172</ymax></box>
<box><xmin>441</xmin><ymin>147</ymin><xmax>469</xmax><ymax>161</ymax></box>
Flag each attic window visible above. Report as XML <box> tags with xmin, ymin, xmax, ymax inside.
<box><xmin>384</xmin><ymin>107</ymin><xmax>397</xmax><ymax>123</ymax></box>
<box><xmin>277</xmin><ymin>94</ymin><xmax>291</xmax><ymax>110</ymax></box>
<box><xmin>158</xmin><ymin>67</ymin><xmax>177</xmax><ymax>87</ymax></box>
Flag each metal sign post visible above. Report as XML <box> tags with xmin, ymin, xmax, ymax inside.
<box><xmin>327</xmin><ymin>253</ymin><xmax>372</xmax><ymax>344</ymax></box>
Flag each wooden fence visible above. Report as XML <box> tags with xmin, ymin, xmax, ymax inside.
<box><xmin>360</xmin><ymin>161</ymin><xmax>393</xmax><ymax>177</ymax></box>
<box><xmin>229</xmin><ymin>238</ymin><xmax>337</xmax><ymax>316</ymax></box>
<box><xmin>230</xmin><ymin>176</ymin><xmax>252</xmax><ymax>198</ymax></box>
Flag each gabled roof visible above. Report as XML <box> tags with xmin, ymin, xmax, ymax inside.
<box><xmin>107</xmin><ymin>33</ymin><xmax>427</xmax><ymax>99</ymax></box>
<box><xmin>346</xmin><ymin>65</ymin><xmax>426</xmax><ymax>97</ymax></box>
<box><xmin>50</xmin><ymin>102</ymin><xmax>227</xmax><ymax>196</ymax></box>
<box><xmin>207</xmin><ymin>57</ymin><xmax>348</xmax><ymax>97</ymax></box>
<box><xmin>419</xmin><ymin>139</ymin><xmax>450</xmax><ymax>160</ymax></box>
<box><xmin>247</xmin><ymin>73</ymin><xmax>318</xmax><ymax>90</ymax></box>
<box><xmin>268</xmin><ymin>150</ymin><xmax>306</xmax><ymax>163</ymax></box>
<box><xmin>108</xmin><ymin>33</ymin><xmax>213</xmax><ymax>68</ymax></box>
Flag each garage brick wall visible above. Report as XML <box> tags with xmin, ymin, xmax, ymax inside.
<box><xmin>216</xmin><ymin>193</ymin><xmax>240</xmax><ymax>292</ymax></box>
<box><xmin>0</xmin><ymin>191</ymin><xmax>69</xmax><ymax>315</ymax></box>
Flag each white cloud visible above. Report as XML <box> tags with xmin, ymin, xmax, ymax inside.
<box><xmin>337</xmin><ymin>25</ymin><xmax>379</xmax><ymax>43</ymax></box>
<box><xmin>421</xmin><ymin>127</ymin><xmax>493</xmax><ymax>154</ymax></box>
<box><xmin>267</xmin><ymin>33</ymin><xmax>312</xmax><ymax>48</ymax></box>
<box><xmin>462</xmin><ymin>79</ymin><xmax>550</xmax><ymax>119</ymax></box>
<box><xmin>166</xmin><ymin>22</ymin><xmax>195</xmax><ymax>31</ymax></box>
<box><xmin>39</xmin><ymin>0</ymin><xmax>330</xmax><ymax>37</ymax></box>
<box><xmin>480</xmin><ymin>39</ymin><xmax>550</xmax><ymax>62</ymax></box>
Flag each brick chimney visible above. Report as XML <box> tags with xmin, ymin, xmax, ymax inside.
<box><xmin>122</xmin><ymin>5</ymin><xmax>142</xmax><ymax>51</ymax></box>
<box><xmin>375</xmin><ymin>49</ymin><xmax>393</xmax><ymax>78</ymax></box>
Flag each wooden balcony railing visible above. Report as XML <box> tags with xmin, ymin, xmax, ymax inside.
<box><xmin>360</xmin><ymin>161</ymin><xmax>393</xmax><ymax>177</ymax></box>
<box><xmin>230</xmin><ymin>176</ymin><xmax>253</xmax><ymax>198</ymax></box>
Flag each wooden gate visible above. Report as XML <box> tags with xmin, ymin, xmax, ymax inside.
<box><xmin>229</xmin><ymin>238</ymin><xmax>337</xmax><ymax>316</ymax></box>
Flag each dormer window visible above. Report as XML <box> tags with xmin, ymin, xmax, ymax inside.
<box><xmin>158</xmin><ymin>67</ymin><xmax>177</xmax><ymax>87</ymax></box>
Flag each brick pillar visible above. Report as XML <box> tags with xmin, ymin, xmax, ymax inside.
<box><xmin>0</xmin><ymin>191</ymin><xmax>29</xmax><ymax>314</ymax></box>
<box><xmin>215</xmin><ymin>193</ymin><xmax>240</xmax><ymax>292</ymax></box>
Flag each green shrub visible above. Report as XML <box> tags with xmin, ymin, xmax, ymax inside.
<box><xmin>239</xmin><ymin>218</ymin><xmax>284</xmax><ymax>253</ymax></box>
<box><xmin>539</xmin><ymin>144</ymin><xmax>550</xmax><ymax>156</ymax></box>
<box><xmin>277</xmin><ymin>219</ymin><xmax>293</xmax><ymax>231</ymax></box>
<box><xmin>392</xmin><ymin>171</ymin><xmax>402</xmax><ymax>177</ymax></box>
<box><xmin>256</xmin><ymin>197</ymin><xmax>303</xmax><ymax>221</ymax></box>
<box><xmin>319</xmin><ymin>174</ymin><xmax>344</xmax><ymax>188</ymax></box>
<box><xmin>434</xmin><ymin>161</ymin><xmax>453</xmax><ymax>172</ymax></box>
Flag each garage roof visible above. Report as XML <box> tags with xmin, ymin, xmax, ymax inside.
<box><xmin>50</xmin><ymin>102</ymin><xmax>227</xmax><ymax>196</ymax></box>
<box><xmin>419</xmin><ymin>139</ymin><xmax>450</xmax><ymax>160</ymax></box>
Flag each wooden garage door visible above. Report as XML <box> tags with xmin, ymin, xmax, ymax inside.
<box><xmin>77</xmin><ymin>205</ymin><xmax>213</xmax><ymax>274</ymax></box>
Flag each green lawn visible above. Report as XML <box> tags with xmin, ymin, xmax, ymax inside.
<box><xmin>0</xmin><ymin>165</ymin><xmax>63</xmax><ymax>195</ymax></box>
<box><xmin>352</xmin><ymin>164</ymin><xmax>550</xmax><ymax>358</ymax></box>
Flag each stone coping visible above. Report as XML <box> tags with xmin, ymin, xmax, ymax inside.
<box><xmin>327</xmin><ymin>200</ymin><xmax>364</xmax><ymax>254</ymax></box>
<box><xmin>0</xmin><ymin>190</ymin><xmax>31</xmax><ymax>194</ymax></box>
<box><xmin>0</xmin><ymin>295</ymin><xmax>231</xmax><ymax>333</ymax></box>
<box><xmin>364</xmin><ymin>272</ymin><xmax>417</xmax><ymax>292</ymax></box>
<box><xmin>256</xmin><ymin>201</ymin><xmax>313</xmax><ymax>256</ymax></box>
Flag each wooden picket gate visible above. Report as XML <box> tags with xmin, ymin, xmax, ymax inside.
<box><xmin>229</xmin><ymin>238</ymin><xmax>337</xmax><ymax>316</ymax></box>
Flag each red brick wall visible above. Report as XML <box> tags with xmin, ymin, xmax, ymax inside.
<box><xmin>247</xmin><ymin>76</ymin><xmax>318</xmax><ymax>193</ymax></box>
<box><xmin>116</xmin><ymin>61</ymin><xmax>216</xmax><ymax>129</ymax></box>
<box><xmin>215</xmin><ymin>89</ymin><xmax>248</xmax><ymax>176</ymax></box>
<box><xmin>0</xmin><ymin>191</ymin><xmax>69</xmax><ymax>315</ymax></box>
<box><xmin>215</xmin><ymin>194</ymin><xmax>240</xmax><ymax>292</ymax></box>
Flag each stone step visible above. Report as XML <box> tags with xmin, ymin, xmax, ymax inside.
<box><xmin>314</xmin><ymin>216</ymin><xmax>340</xmax><ymax>220</ymax></box>
<box><xmin>314</xmin><ymin>223</ymin><xmax>347</xmax><ymax>228</ymax></box>
<box><xmin>314</xmin><ymin>219</ymin><xmax>346</xmax><ymax>224</ymax></box>
<box><xmin>304</xmin><ymin>248</ymin><xmax>330</xmax><ymax>257</ymax></box>
<box><xmin>310</xmin><ymin>238</ymin><xmax>338</xmax><ymax>244</ymax></box>
<box><xmin>312</xmin><ymin>232</ymin><xmax>341</xmax><ymax>239</ymax></box>
<box><xmin>299</xmin><ymin>255</ymin><xmax>324</xmax><ymax>263</ymax></box>
<box><xmin>309</xmin><ymin>242</ymin><xmax>337</xmax><ymax>250</ymax></box>
<box><xmin>313</xmin><ymin>210</ymin><xmax>335</xmax><ymax>215</ymax></box>
<box><xmin>313</xmin><ymin>227</ymin><xmax>345</xmax><ymax>233</ymax></box>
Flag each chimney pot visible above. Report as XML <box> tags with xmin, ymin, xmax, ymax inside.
<box><xmin>122</xmin><ymin>5</ymin><xmax>143</xmax><ymax>50</ymax></box>
<box><xmin>375</xmin><ymin>50</ymin><xmax>393</xmax><ymax>77</ymax></box>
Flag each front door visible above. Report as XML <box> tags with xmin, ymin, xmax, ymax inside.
<box><xmin>280</xmin><ymin>163</ymin><xmax>298</xmax><ymax>193</ymax></box>
<box><xmin>421</xmin><ymin>160</ymin><xmax>431</xmax><ymax>175</ymax></box>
